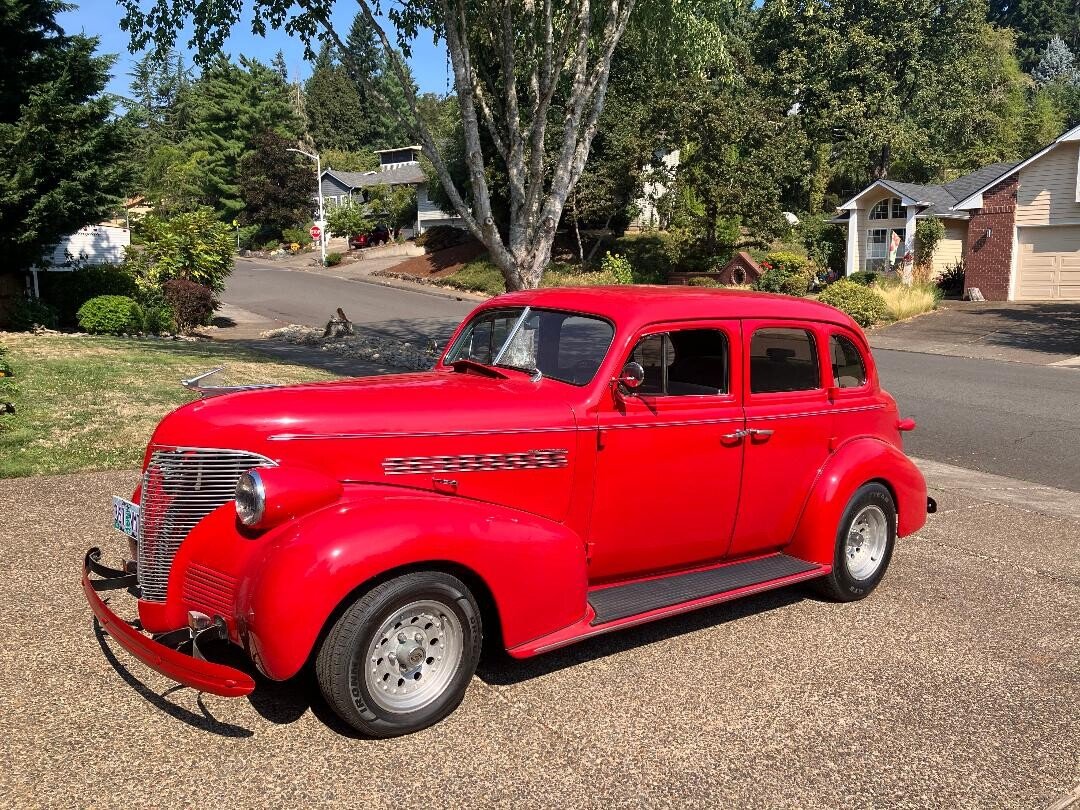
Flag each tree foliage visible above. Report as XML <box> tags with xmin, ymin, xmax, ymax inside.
<box><xmin>0</xmin><ymin>0</ymin><xmax>132</xmax><ymax>273</ymax></box>
<box><xmin>238</xmin><ymin>129</ymin><xmax>313</xmax><ymax>238</ymax></box>
<box><xmin>125</xmin><ymin>210</ymin><xmax>234</xmax><ymax>293</ymax></box>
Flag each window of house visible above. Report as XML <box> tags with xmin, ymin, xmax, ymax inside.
<box><xmin>829</xmin><ymin>334</ymin><xmax>867</xmax><ymax>389</ymax></box>
<box><xmin>865</xmin><ymin>228</ymin><xmax>888</xmax><ymax>270</ymax></box>
<box><xmin>869</xmin><ymin>197</ymin><xmax>905</xmax><ymax>220</ymax></box>
<box><xmin>627</xmin><ymin>329</ymin><xmax>729</xmax><ymax>396</ymax></box>
<box><xmin>750</xmin><ymin>328</ymin><xmax>821</xmax><ymax>394</ymax></box>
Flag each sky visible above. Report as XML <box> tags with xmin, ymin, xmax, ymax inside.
<box><xmin>59</xmin><ymin>1</ymin><xmax>453</xmax><ymax>103</ymax></box>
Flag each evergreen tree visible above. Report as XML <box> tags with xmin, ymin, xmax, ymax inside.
<box><xmin>0</xmin><ymin>0</ymin><xmax>132</xmax><ymax>272</ymax></box>
<box><xmin>239</xmin><ymin>129</ymin><xmax>314</xmax><ymax>238</ymax></box>
<box><xmin>304</xmin><ymin>44</ymin><xmax>370</xmax><ymax>151</ymax></box>
<box><xmin>988</xmin><ymin>0</ymin><xmax>1070</xmax><ymax>71</ymax></box>
<box><xmin>1033</xmin><ymin>35</ymin><xmax>1080</xmax><ymax>86</ymax></box>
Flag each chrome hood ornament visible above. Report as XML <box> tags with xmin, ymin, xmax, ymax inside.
<box><xmin>181</xmin><ymin>367</ymin><xmax>279</xmax><ymax>398</ymax></box>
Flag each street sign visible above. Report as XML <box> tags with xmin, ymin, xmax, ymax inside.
<box><xmin>309</xmin><ymin>225</ymin><xmax>322</xmax><ymax>240</ymax></box>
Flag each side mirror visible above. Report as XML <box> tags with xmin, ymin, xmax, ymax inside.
<box><xmin>616</xmin><ymin>361</ymin><xmax>645</xmax><ymax>394</ymax></box>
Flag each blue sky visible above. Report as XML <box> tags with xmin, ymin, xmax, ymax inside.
<box><xmin>59</xmin><ymin>2</ymin><xmax>452</xmax><ymax>103</ymax></box>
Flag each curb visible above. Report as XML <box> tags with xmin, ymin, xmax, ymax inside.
<box><xmin>915</xmin><ymin>458</ymin><xmax>1080</xmax><ymax>520</ymax></box>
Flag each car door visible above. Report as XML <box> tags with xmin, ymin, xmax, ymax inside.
<box><xmin>727</xmin><ymin>320</ymin><xmax>833</xmax><ymax>560</ymax></box>
<box><xmin>587</xmin><ymin>321</ymin><xmax>745</xmax><ymax>582</ymax></box>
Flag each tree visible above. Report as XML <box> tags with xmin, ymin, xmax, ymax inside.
<box><xmin>125</xmin><ymin>209</ymin><xmax>234</xmax><ymax>293</ymax></box>
<box><xmin>119</xmin><ymin>0</ymin><xmax>642</xmax><ymax>290</ymax></box>
<box><xmin>366</xmin><ymin>184</ymin><xmax>418</xmax><ymax>234</ymax></box>
<box><xmin>326</xmin><ymin>199</ymin><xmax>373</xmax><ymax>238</ymax></box>
<box><xmin>304</xmin><ymin>43</ymin><xmax>371</xmax><ymax>152</ymax></box>
<box><xmin>988</xmin><ymin>0</ymin><xmax>1071</xmax><ymax>71</ymax></box>
<box><xmin>0</xmin><ymin>0</ymin><xmax>132</xmax><ymax>273</ymax></box>
<box><xmin>1033</xmin><ymin>35</ymin><xmax>1080</xmax><ymax>87</ymax></box>
<box><xmin>239</xmin><ymin>130</ymin><xmax>314</xmax><ymax>238</ymax></box>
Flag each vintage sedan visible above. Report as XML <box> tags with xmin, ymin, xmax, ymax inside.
<box><xmin>84</xmin><ymin>287</ymin><xmax>933</xmax><ymax>737</ymax></box>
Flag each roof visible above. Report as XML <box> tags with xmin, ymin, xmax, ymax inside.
<box><xmin>837</xmin><ymin>161</ymin><xmax>1019</xmax><ymax>219</ymax></box>
<box><xmin>953</xmin><ymin>123</ymin><xmax>1080</xmax><ymax>209</ymax></box>
<box><xmin>324</xmin><ymin>164</ymin><xmax>426</xmax><ymax>189</ymax></box>
<box><xmin>483</xmin><ymin>286</ymin><xmax>857</xmax><ymax>331</ymax></box>
<box><xmin>374</xmin><ymin>145</ymin><xmax>422</xmax><ymax>153</ymax></box>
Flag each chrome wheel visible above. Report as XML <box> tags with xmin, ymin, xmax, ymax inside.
<box><xmin>844</xmin><ymin>505</ymin><xmax>889</xmax><ymax>580</ymax></box>
<box><xmin>364</xmin><ymin>599</ymin><xmax>464</xmax><ymax>713</ymax></box>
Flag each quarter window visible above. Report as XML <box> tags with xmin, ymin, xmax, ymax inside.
<box><xmin>750</xmin><ymin>328</ymin><xmax>821</xmax><ymax>393</ymax></box>
<box><xmin>830</xmin><ymin>334</ymin><xmax>867</xmax><ymax>388</ymax></box>
<box><xmin>628</xmin><ymin>329</ymin><xmax>728</xmax><ymax>396</ymax></box>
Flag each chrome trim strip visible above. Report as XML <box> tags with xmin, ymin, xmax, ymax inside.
<box><xmin>382</xmin><ymin>449</ymin><xmax>569</xmax><ymax>475</ymax></box>
<box><xmin>269</xmin><ymin>426</ymin><xmax>578</xmax><ymax>441</ymax></box>
<box><xmin>748</xmin><ymin>404</ymin><xmax>886</xmax><ymax>421</ymax></box>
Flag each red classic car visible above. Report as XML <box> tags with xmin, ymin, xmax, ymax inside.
<box><xmin>84</xmin><ymin>287</ymin><xmax>933</xmax><ymax>737</ymax></box>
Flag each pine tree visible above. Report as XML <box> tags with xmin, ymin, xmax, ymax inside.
<box><xmin>0</xmin><ymin>0</ymin><xmax>132</xmax><ymax>273</ymax></box>
<box><xmin>1033</xmin><ymin>35</ymin><xmax>1080</xmax><ymax>86</ymax></box>
<box><xmin>303</xmin><ymin>43</ymin><xmax>370</xmax><ymax>151</ymax></box>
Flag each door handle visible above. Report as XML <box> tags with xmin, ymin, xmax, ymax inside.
<box><xmin>748</xmin><ymin>429</ymin><xmax>774</xmax><ymax>440</ymax></box>
<box><xmin>721</xmin><ymin>429</ymin><xmax>748</xmax><ymax>441</ymax></box>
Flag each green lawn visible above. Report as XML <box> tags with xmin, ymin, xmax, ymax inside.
<box><xmin>0</xmin><ymin>333</ymin><xmax>336</xmax><ymax>479</ymax></box>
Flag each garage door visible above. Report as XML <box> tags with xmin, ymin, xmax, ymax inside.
<box><xmin>1016</xmin><ymin>226</ymin><xmax>1080</xmax><ymax>300</ymax></box>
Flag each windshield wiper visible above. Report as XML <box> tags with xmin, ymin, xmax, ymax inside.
<box><xmin>497</xmin><ymin>364</ymin><xmax>543</xmax><ymax>382</ymax></box>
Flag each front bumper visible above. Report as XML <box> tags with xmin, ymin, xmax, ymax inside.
<box><xmin>82</xmin><ymin>548</ymin><xmax>255</xmax><ymax>698</ymax></box>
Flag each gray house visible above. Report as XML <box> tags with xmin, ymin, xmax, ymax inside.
<box><xmin>319</xmin><ymin>146</ymin><xmax>463</xmax><ymax>236</ymax></box>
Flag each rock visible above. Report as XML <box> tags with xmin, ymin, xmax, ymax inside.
<box><xmin>261</xmin><ymin>323</ymin><xmax>440</xmax><ymax>371</ymax></box>
<box><xmin>323</xmin><ymin>307</ymin><xmax>355</xmax><ymax>338</ymax></box>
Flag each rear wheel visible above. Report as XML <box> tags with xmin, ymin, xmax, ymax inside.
<box><xmin>315</xmin><ymin>571</ymin><xmax>482</xmax><ymax>737</ymax></box>
<box><xmin>814</xmin><ymin>482</ymin><xmax>896</xmax><ymax>602</ymax></box>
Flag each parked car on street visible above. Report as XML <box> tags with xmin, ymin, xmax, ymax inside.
<box><xmin>348</xmin><ymin>224</ymin><xmax>391</xmax><ymax>250</ymax></box>
<box><xmin>84</xmin><ymin>287</ymin><xmax>932</xmax><ymax>737</ymax></box>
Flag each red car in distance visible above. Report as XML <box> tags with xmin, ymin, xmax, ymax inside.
<box><xmin>348</xmin><ymin>224</ymin><xmax>391</xmax><ymax>250</ymax></box>
<box><xmin>84</xmin><ymin>287</ymin><xmax>932</xmax><ymax>737</ymax></box>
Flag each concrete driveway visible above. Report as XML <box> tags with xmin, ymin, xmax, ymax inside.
<box><xmin>869</xmin><ymin>301</ymin><xmax>1080</xmax><ymax>365</ymax></box>
<box><xmin>3</xmin><ymin>467</ymin><xmax>1078</xmax><ymax>808</ymax></box>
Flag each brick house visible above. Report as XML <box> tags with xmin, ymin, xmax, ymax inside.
<box><xmin>835</xmin><ymin>124</ymin><xmax>1080</xmax><ymax>301</ymax></box>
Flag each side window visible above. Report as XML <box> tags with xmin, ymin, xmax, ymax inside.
<box><xmin>628</xmin><ymin>329</ymin><xmax>728</xmax><ymax>396</ymax></box>
<box><xmin>750</xmin><ymin>328</ymin><xmax>821</xmax><ymax>394</ymax></box>
<box><xmin>830</xmin><ymin>334</ymin><xmax>867</xmax><ymax>388</ymax></box>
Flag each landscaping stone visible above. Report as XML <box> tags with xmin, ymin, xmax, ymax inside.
<box><xmin>262</xmin><ymin>323</ymin><xmax>440</xmax><ymax>371</ymax></box>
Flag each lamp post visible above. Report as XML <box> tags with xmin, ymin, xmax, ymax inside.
<box><xmin>287</xmin><ymin>147</ymin><xmax>326</xmax><ymax>265</ymax></box>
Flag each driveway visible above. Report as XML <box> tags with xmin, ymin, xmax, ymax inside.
<box><xmin>4</xmin><ymin>467</ymin><xmax>1078</xmax><ymax>808</ymax></box>
<box><xmin>868</xmin><ymin>301</ymin><xmax>1080</xmax><ymax>365</ymax></box>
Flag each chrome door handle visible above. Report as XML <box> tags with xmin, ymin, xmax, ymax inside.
<box><xmin>722</xmin><ymin>429</ymin><xmax>749</xmax><ymax>441</ymax></box>
<box><xmin>748</xmin><ymin>429</ymin><xmax>774</xmax><ymax>438</ymax></box>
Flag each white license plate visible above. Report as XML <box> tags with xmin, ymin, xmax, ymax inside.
<box><xmin>112</xmin><ymin>496</ymin><xmax>140</xmax><ymax>540</ymax></box>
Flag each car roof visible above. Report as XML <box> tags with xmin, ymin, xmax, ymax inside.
<box><xmin>486</xmin><ymin>286</ymin><xmax>858</xmax><ymax>331</ymax></box>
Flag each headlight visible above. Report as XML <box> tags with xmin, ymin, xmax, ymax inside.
<box><xmin>235</xmin><ymin>470</ymin><xmax>265</xmax><ymax>526</ymax></box>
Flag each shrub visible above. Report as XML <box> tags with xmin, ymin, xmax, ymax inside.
<box><xmin>163</xmin><ymin>279</ymin><xmax>217</xmax><ymax>333</ymax></box>
<box><xmin>141</xmin><ymin>305</ymin><xmax>173</xmax><ymax>335</ymax></box>
<box><xmin>817</xmin><ymin>280</ymin><xmax>889</xmax><ymax>327</ymax></box>
<box><xmin>600</xmin><ymin>251</ymin><xmax>633</xmax><ymax>284</ymax></box>
<box><xmin>762</xmin><ymin>250</ymin><xmax>810</xmax><ymax>276</ymax></box>
<box><xmin>281</xmin><ymin>226</ymin><xmax>314</xmax><ymax>247</ymax></box>
<box><xmin>416</xmin><ymin>225</ymin><xmax>472</xmax><ymax>250</ymax></box>
<box><xmin>873</xmin><ymin>280</ymin><xmax>940</xmax><ymax>321</ymax></box>
<box><xmin>325</xmin><ymin>252</ymin><xmax>343</xmax><ymax>267</ymax></box>
<box><xmin>687</xmin><ymin>276</ymin><xmax>722</xmax><ymax>287</ymax></box>
<box><xmin>38</xmin><ymin>262</ymin><xmax>138</xmax><ymax>326</ymax></box>
<box><xmin>915</xmin><ymin>216</ymin><xmax>945</xmax><ymax>268</ymax></box>
<box><xmin>845</xmin><ymin>270</ymin><xmax>880</xmax><ymax>287</ymax></box>
<box><xmin>541</xmin><ymin>268</ymin><xmax>621</xmax><ymax>287</ymax></box>
<box><xmin>937</xmin><ymin>260</ymin><xmax>965</xmax><ymax>296</ymax></box>
<box><xmin>125</xmin><ymin>210</ymin><xmax>235</xmax><ymax>294</ymax></box>
<box><xmin>755</xmin><ymin>266</ymin><xmax>810</xmax><ymax>296</ymax></box>
<box><xmin>9</xmin><ymin>297</ymin><xmax>59</xmax><ymax>331</ymax></box>
<box><xmin>608</xmin><ymin>232</ymin><xmax>681</xmax><ymax>282</ymax></box>
<box><xmin>444</xmin><ymin>259</ymin><xmax>507</xmax><ymax>296</ymax></box>
<box><xmin>76</xmin><ymin>295</ymin><xmax>142</xmax><ymax>335</ymax></box>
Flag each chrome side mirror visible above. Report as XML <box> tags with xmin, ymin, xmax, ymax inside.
<box><xmin>617</xmin><ymin>361</ymin><xmax>645</xmax><ymax>394</ymax></box>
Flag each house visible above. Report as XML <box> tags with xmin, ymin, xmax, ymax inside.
<box><xmin>318</xmin><ymin>146</ymin><xmax>463</xmax><ymax>236</ymax></box>
<box><xmin>837</xmin><ymin>124</ymin><xmax>1080</xmax><ymax>301</ymax></box>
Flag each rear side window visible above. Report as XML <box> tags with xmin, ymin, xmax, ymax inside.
<box><xmin>628</xmin><ymin>329</ymin><xmax>728</xmax><ymax>396</ymax></box>
<box><xmin>830</xmin><ymin>334</ymin><xmax>867</xmax><ymax>388</ymax></box>
<box><xmin>750</xmin><ymin>328</ymin><xmax>821</xmax><ymax>393</ymax></box>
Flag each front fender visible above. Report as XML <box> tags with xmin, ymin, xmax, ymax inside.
<box><xmin>242</xmin><ymin>485</ymin><xmax>588</xmax><ymax>681</ymax></box>
<box><xmin>785</xmin><ymin>439</ymin><xmax>928</xmax><ymax>566</ymax></box>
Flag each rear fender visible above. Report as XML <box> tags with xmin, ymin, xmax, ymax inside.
<box><xmin>785</xmin><ymin>439</ymin><xmax>928</xmax><ymax>565</ymax></box>
<box><xmin>241</xmin><ymin>486</ymin><xmax>587</xmax><ymax>681</ymax></box>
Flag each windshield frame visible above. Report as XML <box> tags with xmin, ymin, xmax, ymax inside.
<box><xmin>443</xmin><ymin>305</ymin><xmax>617</xmax><ymax>387</ymax></box>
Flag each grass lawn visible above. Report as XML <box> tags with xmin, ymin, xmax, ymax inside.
<box><xmin>0</xmin><ymin>332</ymin><xmax>337</xmax><ymax>479</ymax></box>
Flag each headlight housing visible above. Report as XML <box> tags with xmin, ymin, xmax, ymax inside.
<box><xmin>235</xmin><ymin>470</ymin><xmax>266</xmax><ymax>526</ymax></box>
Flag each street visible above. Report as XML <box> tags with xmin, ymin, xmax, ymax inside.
<box><xmin>225</xmin><ymin>262</ymin><xmax>1080</xmax><ymax>493</ymax></box>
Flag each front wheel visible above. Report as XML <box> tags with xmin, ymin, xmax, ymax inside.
<box><xmin>315</xmin><ymin>571</ymin><xmax>482</xmax><ymax>737</ymax></box>
<box><xmin>813</xmin><ymin>482</ymin><xmax>896</xmax><ymax>602</ymax></box>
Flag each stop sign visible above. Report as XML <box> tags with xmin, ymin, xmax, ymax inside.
<box><xmin>309</xmin><ymin>225</ymin><xmax>322</xmax><ymax>240</ymax></box>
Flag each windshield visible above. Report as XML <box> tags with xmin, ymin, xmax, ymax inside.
<box><xmin>444</xmin><ymin>307</ymin><xmax>615</xmax><ymax>386</ymax></box>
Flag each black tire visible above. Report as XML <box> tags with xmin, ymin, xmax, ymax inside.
<box><xmin>315</xmin><ymin>571</ymin><xmax>482</xmax><ymax>737</ymax></box>
<box><xmin>813</xmin><ymin>482</ymin><xmax>896</xmax><ymax>602</ymax></box>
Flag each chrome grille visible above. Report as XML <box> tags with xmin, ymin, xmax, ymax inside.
<box><xmin>382</xmin><ymin>449</ymin><xmax>569</xmax><ymax>475</ymax></box>
<box><xmin>183</xmin><ymin>563</ymin><xmax>239</xmax><ymax>617</ymax></box>
<box><xmin>137</xmin><ymin>446</ymin><xmax>273</xmax><ymax>602</ymax></box>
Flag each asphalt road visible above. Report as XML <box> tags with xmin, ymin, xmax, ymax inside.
<box><xmin>224</xmin><ymin>261</ymin><xmax>474</xmax><ymax>344</ymax></box>
<box><xmin>5</xmin><ymin>469</ymin><xmax>1077</xmax><ymax>808</ymax></box>
<box><xmin>876</xmin><ymin>349</ymin><xmax>1080</xmax><ymax>492</ymax></box>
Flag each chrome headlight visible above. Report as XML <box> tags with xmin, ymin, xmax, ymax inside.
<box><xmin>235</xmin><ymin>470</ymin><xmax>265</xmax><ymax>526</ymax></box>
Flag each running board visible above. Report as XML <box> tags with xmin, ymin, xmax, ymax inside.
<box><xmin>588</xmin><ymin>554</ymin><xmax>821</xmax><ymax>626</ymax></box>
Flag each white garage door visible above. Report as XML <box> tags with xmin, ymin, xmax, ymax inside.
<box><xmin>1016</xmin><ymin>226</ymin><xmax>1080</xmax><ymax>300</ymax></box>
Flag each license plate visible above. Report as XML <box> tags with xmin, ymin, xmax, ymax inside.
<box><xmin>112</xmin><ymin>496</ymin><xmax>140</xmax><ymax>540</ymax></box>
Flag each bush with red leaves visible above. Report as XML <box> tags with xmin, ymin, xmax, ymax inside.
<box><xmin>163</xmin><ymin>278</ymin><xmax>218</xmax><ymax>334</ymax></box>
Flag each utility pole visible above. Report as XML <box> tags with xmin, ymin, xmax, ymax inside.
<box><xmin>286</xmin><ymin>147</ymin><xmax>326</xmax><ymax>265</ymax></box>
